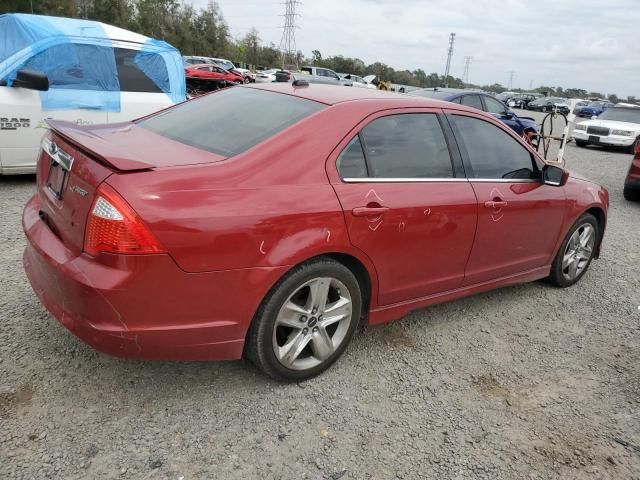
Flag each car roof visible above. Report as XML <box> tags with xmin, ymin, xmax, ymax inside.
<box><xmin>245</xmin><ymin>83</ymin><xmax>475</xmax><ymax>109</ymax></box>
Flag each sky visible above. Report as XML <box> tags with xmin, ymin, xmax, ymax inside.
<box><xmin>188</xmin><ymin>0</ymin><xmax>639</xmax><ymax>98</ymax></box>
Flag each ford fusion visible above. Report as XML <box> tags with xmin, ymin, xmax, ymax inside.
<box><xmin>23</xmin><ymin>84</ymin><xmax>609</xmax><ymax>381</ymax></box>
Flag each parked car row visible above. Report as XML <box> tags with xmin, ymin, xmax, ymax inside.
<box><xmin>526</xmin><ymin>97</ymin><xmax>571</xmax><ymax>114</ymax></box>
<box><xmin>183</xmin><ymin>55</ymin><xmax>255</xmax><ymax>83</ymax></box>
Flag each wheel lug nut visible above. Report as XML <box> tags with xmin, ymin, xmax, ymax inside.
<box><xmin>303</xmin><ymin>328</ymin><xmax>308</xmax><ymax>334</ymax></box>
<box><xmin>300</xmin><ymin>315</ymin><xmax>307</xmax><ymax>323</ymax></box>
<box><xmin>313</xmin><ymin>327</ymin><xmax>318</xmax><ymax>333</ymax></box>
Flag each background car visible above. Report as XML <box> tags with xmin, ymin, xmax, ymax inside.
<box><xmin>183</xmin><ymin>56</ymin><xmax>254</xmax><ymax>83</ymax></box>
<box><xmin>338</xmin><ymin>73</ymin><xmax>376</xmax><ymax>89</ymax></box>
<box><xmin>299</xmin><ymin>66</ymin><xmax>348</xmax><ymax>85</ymax></box>
<box><xmin>575</xmin><ymin>101</ymin><xmax>613</xmax><ymax>118</ymax></box>
<box><xmin>0</xmin><ymin>14</ymin><xmax>185</xmax><ymax>175</ymax></box>
<box><xmin>185</xmin><ymin>64</ymin><xmax>245</xmax><ymax>85</ymax></box>
<box><xmin>624</xmin><ymin>141</ymin><xmax>640</xmax><ymax>201</ymax></box>
<box><xmin>23</xmin><ymin>84</ymin><xmax>607</xmax><ymax>382</ymax></box>
<box><xmin>572</xmin><ymin>106</ymin><xmax>640</xmax><ymax>153</ymax></box>
<box><xmin>255</xmin><ymin>68</ymin><xmax>278</xmax><ymax>83</ymax></box>
<box><xmin>509</xmin><ymin>93</ymin><xmax>538</xmax><ymax>109</ymax></box>
<box><xmin>409</xmin><ymin>88</ymin><xmax>538</xmax><ymax>138</ymax></box>
<box><xmin>527</xmin><ymin>97</ymin><xmax>570</xmax><ymax>114</ymax></box>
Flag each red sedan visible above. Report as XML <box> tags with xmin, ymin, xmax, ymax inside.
<box><xmin>185</xmin><ymin>63</ymin><xmax>245</xmax><ymax>84</ymax></box>
<box><xmin>624</xmin><ymin>142</ymin><xmax>640</xmax><ymax>201</ymax></box>
<box><xmin>23</xmin><ymin>84</ymin><xmax>609</xmax><ymax>381</ymax></box>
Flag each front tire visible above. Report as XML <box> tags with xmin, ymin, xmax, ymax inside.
<box><xmin>548</xmin><ymin>213</ymin><xmax>598</xmax><ymax>287</ymax></box>
<box><xmin>624</xmin><ymin>186</ymin><xmax>640</xmax><ymax>201</ymax></box>
<box><xmin>575</xmin><ymin>140</ymin><xmax>588</xmax><ymax>147</ymax></box>
<box><xmin>245</xmin><ymin>258</ymin><xmax>362</xmax><ymax>381</ymax></box>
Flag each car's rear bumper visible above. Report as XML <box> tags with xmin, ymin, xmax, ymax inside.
<box><xmin>572</xmin><ymin>131</ymin><xmax>635</xmax><ymax>147</ymax></box>
<box><xmin>22</xmin><ymin>194</ymin><xmax>289</xmax><ymax>360</ymax></box>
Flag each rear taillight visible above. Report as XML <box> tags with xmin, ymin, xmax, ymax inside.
<box><xmin>84</xmin><ymin>183</ymin><xmax>165</xmax><ymax>256</ymax></box>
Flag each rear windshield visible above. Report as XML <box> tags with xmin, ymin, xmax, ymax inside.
<box><xmin>137</xmin><ymin>87</ymin><xmax>324</xmax><ymax>156</ymax></box>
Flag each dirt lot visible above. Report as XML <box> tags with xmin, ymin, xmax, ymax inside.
<box><xmin>1</xmin><ymin>110</ymin><xmax>639</xmax><ymax>480</ymax></box>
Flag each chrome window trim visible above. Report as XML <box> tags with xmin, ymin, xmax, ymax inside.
<box><xmin>341</xmin><ymin>177</ymin><xmax>540</xmax><ymax>184</ymax></box>
<box><xmin>470</xmin><ymin>178</ymin><xmax>539</xmax><ymax>183</ymax></box>
<box><xmin>342</xmin><ymin>177</ymin><xmax>468</xmax><ymax>183</ymax></box>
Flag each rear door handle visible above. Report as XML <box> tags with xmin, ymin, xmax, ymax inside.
<box><xmin>484</xmin><ymin>200</ymin><xmax>508</xmax><ymax>208</ymax></box>
<box><xmin>352</xmin><ymin>206</ymin><xmax>389</xmax><ymax>217</ymax></box>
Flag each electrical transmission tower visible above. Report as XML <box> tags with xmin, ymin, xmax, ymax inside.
<box><xmin>279</xmin><ymin>0</ymin><xmax>301</xmax><ymax>70</ymax></box>
<box><xmin>444</xmin><ymin>33</ymin><xmax>456</xmax><ymax>80</ymax></box>
<box><xmin>462</xmin><ymin>56</ymin><xmax>472</xmax><ymax>84</ymax></box>
<box><xmin>508</xmin><ymin>71</ymin><xmax>515</xmax><ymax>90</ymax></box>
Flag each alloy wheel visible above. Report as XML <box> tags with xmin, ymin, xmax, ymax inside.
<box><xmin>561</xmin><ymin>223</ymin><xmax>596</xmax><ymax>281</ymax></box>
<box><xmin>272</xmin><ymin>277</ymin><xmax>353</xmax><ymax>371</ymax></box>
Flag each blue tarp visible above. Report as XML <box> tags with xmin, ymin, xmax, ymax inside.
<box><xmin>0</xmin><ymin>14</ymin><xmax>185</xmax><ymax>112</ymax></box>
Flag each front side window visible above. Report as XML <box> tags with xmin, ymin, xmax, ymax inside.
<box><xmin>484</xmin><ymin>96</ymin><xmax>507</xmax><ymax>114</ymax></box>
<box><xmin>359</xmin><ymin>114</ymin><xmax>453</xmax><ymax>178</ymax></box>
<box><xmin>460</xmin><ymin>95</ymin><xmax>483</xmax><ymax>110</ymax></box>
<box><xmin>451</xmin><ymin>115</ymin><xmax>538</xmax><ymax>180</ymax></box>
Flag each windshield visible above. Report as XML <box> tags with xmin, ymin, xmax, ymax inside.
<box><xmin>138</xmin><ymin>87</ymin><xmax>324</xmax><ymax>156</ymax></box>
<box><xmin>598</xmin><ymin>108</ymin><xmax>640</xmax><ymax>124</ymax></box>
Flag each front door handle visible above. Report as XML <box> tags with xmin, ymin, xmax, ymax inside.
<box><xmin>484</xmin><ymin>200</ymin><xmax>508</xmax><ymax>209</ymax></box>
<box><xmin>352</xmin><ymin>205</ymin><xmax>389</xmax><ymax>217</ymax></box>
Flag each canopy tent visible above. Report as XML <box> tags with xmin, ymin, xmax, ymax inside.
<box><xmin>0</xmin><ymin>14</ymin><xmax>185</xmax><ymax>111</ymax></box>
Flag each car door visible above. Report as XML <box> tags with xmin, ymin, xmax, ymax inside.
<box><xmin>446</xmin><ymin>110</ymin><xmax>566</xmax><ymax>285</ymax></box>
<box><xmin>0</xmin><ymin>43</ymin><xmax>108</xmax><ymax>174</ymax></box>
<box><xmin>328</xmin><ymin>109</ymin><xmax>478</xmax><ymax>305</ymax></box>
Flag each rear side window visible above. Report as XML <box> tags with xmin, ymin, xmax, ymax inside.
<box><xmin>451</xmin><ymin>115</ymin><xmax>537</xmax><ymax>180</ymax></box>
<box><xmin>484</xmin><ymin>96</ymin><xmax>507</xmax><ymax>114</ymax></box>
<box><xmin>114</xmin><ymin>48</ymin><xmax>164</xmax><ymax>93</ymax></box>
<box><xmin>138</xmin><ymin>87</ymin><xmax>323</xmax><ymax>156</ymax></box>
<box><xmin>358</xmin><ymin>114</ymin><xmax>453</xmax><ymax>178</ymax></box>
<box><xmin>337</xmin><ymin>136</ymin><xmax>368</xmax><ymax>178</ymax></box>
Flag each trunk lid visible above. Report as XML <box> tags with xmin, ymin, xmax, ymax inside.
<box><xmin>47</xmin><ymin>120</ymin><xmax>226</xmax><ymax>171</ymax></box>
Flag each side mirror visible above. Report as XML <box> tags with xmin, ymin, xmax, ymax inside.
<box><xmin>542</xmin><ymin>164</ymin><xmax>568</xmax><ymax>186</ymax></box>
<box><xmin>12</xmin><ymin>69</ymin><xmax>49</xmax><ymax>91</ymax></box>
<box><xmin>503</xmin><ymin>111</ymin><xmax>514</xmax><ymax>119</ymax></box>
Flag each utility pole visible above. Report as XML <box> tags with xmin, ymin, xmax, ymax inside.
<box><xmin>462</xmin><ymin>56</ymin><xmax>472</xmax><ymax>85</ymax></box>
<box><xmin>279</xmin><ymin>0</ymin><xmax>301</xmax><ymax>70</ymax></box>
<box><xmin>508</xmin><ymin>71</ymin><xmax>515</xmax><ymax>90</ymax></box>
<box><xmin>444</xmin><ymin>33</ymin><xmax>456</xmax><ymax>83</ymax></box>
<box><xmin>529</xmin><ymin>79</ymin><xmax>533</xmax><ymax>90</ymax></box>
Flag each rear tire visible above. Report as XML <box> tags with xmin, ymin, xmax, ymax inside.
<box><xmin>245</xmin><ymin>258</ymin><xmax>362</xmax><ymax>382</ymax></box>
<box><xmin>575</xmin><ymin>140</ymin><xmax>587</xmax><ymax>147</ymax></box>
<box><xmin>548</xmin><ymin>213</ymin><xmax>598</xmax><ymax>288</ymax></box>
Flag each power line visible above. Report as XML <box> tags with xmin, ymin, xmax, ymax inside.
<box><xmin>279</xmin><ymin>0</ymin><xmax>300</xmax><ymax>70</ymax></box>
<box><xmin>444</xmin><ymin>32</ymin><xmax>456</xmax><ymax>79</ymax></box>
<box><xmin>462</xmin><ymin>56</ymin><xmax>472</xmax><ymax>84</ymax></box>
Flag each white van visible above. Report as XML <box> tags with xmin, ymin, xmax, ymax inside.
<box><xmin>0</xmin><ymin>14</ymin><xmax>186</xmax><ymax>174</ymax></box>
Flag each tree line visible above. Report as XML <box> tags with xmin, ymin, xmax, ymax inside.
<box><xmin>2</xmin><ymin>0</ymin><xmax>635</xmax><ymax>101</ymax></box>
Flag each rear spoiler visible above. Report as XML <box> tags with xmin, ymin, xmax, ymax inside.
<box><xmin>46</xmin><ymin>120</ymin><xmax>154</xmax><ymax>172</ymax></box>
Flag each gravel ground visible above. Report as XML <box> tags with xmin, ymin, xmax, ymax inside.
<box><xmin>1</xmin><ymin>110</ymin><xmax>639</xmax><ymax>480</ymax></box>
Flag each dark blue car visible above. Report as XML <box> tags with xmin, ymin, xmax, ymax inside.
<box><xmin>576</xmin><ymin>101</ymin><xmax>613</xmax><ymax>118</ymax></box>
<box><xmin>408</xmin><ymin>88</ymin><xmax>538</xmax><ymax>137</ymax></box>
